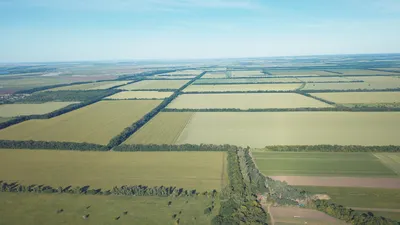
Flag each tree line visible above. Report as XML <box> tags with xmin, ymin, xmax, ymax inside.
<box><xmin>0</xmin><ymin>140</ymin><xmax>108</xmax><ymax>151</ymax></box>
<box><xmin>264</xmin><ymin>145</ymin><xmax>400</xmax><ymax>152</ymax></box>
<box><xmin>117</xmin><ymin>69</ymin><xmax>177</xmax><ymax>80</ymax></box>
<box><xmin>15</xmin><ymin>81</ymin><xmax>108</xmax><ymax>94</ymax></box>
<box><xmin>192</xmin><ymin>80</ymin><xmax>362</xmax><ymax>85</ymax></box>
<box><xmin>114</xmin><ymin>144</ymin><xmax>240</xmax><ymax>152</ymax></box>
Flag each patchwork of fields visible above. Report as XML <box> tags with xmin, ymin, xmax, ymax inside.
<box><xmin>183</xmin><ymin>83</ymin><xmax>301</xmax><ymax>92</ymax></box>
<box><xmin>0</xmin><ymin>100</ymin><xmax>161</xmax><ymax>145</ymax></box>
<box><xmin>117</xmin><ymin>80</ymin><xmax>190</xmax><ymax>90</ymax></box>
<box><xmin>0</xmin><ymin>102</ymin><xmax>79</xmax><ymax>117</ymax></box>
<box><xmin>195</xmin><ymin>77</ymin><xmax>301</xmax><ymax>84</ymax></box>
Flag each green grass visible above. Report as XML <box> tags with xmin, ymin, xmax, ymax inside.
<box><xmin>299</xmin><ymin>186</ymin><xmax>400</xmax><ymax>209</ymax></box>
<box><xmin>0</xmin><ymin>149</ymin><xmax>227</xmax><ymax>191</ymax></box>
<box><xmin>0</xmin><ymin>117</ymin><xmax>11</xmax><ymax>123</ymax></box>
<box><xmin>0</xmin><ymin>192</ymin><xmax>218</xmax><ymax>225</ymax></box>
<box><xmin>252</xmin><ymin>152</ymin><xmax>396</xmax><ymax>177</ymax></box>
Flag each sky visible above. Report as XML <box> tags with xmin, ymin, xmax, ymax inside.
<box><xmin>0</xmin><ymin>0</ymin><xmax>400</xmax><ymax>62</ymax></box>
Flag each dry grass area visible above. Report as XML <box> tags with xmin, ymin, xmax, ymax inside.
<box><xmin>0</xmin><ymin>102</ymin><xmax>79</xmax><ymax>117</ymax></box>
<box><xmin>167</xmin><ymin>93</ymin><xmax>331</xmax><ymax>109</ymax></box>
<box><xmin>0</xmin><ymin>100</ymin><xmax>161</xmax><ymax>145</ymax></box>
<box><xmin>176</xmin><ymin>112</ymin><xmax>400</xmax><ymax>147</ymax></box>
<box><xmin>0</xmin><ymin>149</ymin><xmax>226</xmax><ymax>191</ymax></box>
<box><xmin>124</xmin><ymin>112</ymin><xmax>193</xmax><ymax>144</ymax></box>
<box><xmin>183</xmin><ymin>83</ymin><xmax>301</xmax><ymax>92</ymax></box>
<box><xmin>311</xmin><ymin>92</ymin><xmax>400</xmax><ymax>104</ymax></box>
<box><xmin>117</xmin><ymin>80</ymin><xmax>189</xmax><ymax>90</ymax></box>
<box><xmin>49</xmin><ymin>81</ymin><xmax>129</xmax><ymax>91</ymax></box>
<box><xmin>105</xmin><ymin>91</ymin><xmax>174</xmax><ymax>99</ymax></box>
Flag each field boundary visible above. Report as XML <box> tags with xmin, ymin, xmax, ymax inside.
<box><xmin>373</xmin><ymin>153</ymin><xmax>400</xmax><ymax>176</ymax></box>
<box><xmin>0</xmin><ymin>140</ymin><xmax>108</xmax><ymax>151</ymax></box>
<box><xmin>163</xmin><ymin>107</ymin><xmax>400</xmax><ymax>112</ymax></box>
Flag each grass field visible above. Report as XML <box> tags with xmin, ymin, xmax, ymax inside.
<box><xmin>311</xmin><ymin>92</ymin><xmax>400</xmax><ymax>104</ymax></box>
<box><xmin>251</xmin><ymin>152</ymin><xmax>396</xmax><ymax>177</ymax></box>
<box><xmin>117</xmin><ymin>80</ymin><xmax>189</xmax><ymax>90</ymax></box>
<box><xmin>0</xmin><ymin>100</ymin><xmax>161</xmax><ymax>145</ymax></box>
<box><xmin>194</xmin><ymin>78</ymin><xmax>301</xmax><ymax>84</ymax></box>
<box><xmin>176</xmin><ymin>112</ymin><xmax>400</xmax><ymax>147</ymax></box>
<box><xmin>0</xmin><ymin>149</ymin><xmax>227</xmax><ymax>191</ymax></box>
<box><xmin>373</xmin><ymin>153</ymin><xmax>400</xmax><ymax>176</ymax></box>
<box><xmin>105</xmin><ymin>91</ymin><xmax>174</xmax><ymax>99</ymax></box>
<box><xmin>0</xmin><ymin>102</ymin><xmax>79</xmax><ymax>117</ymax></box>
<box><xmin>124</xmin><ymin>112</ymin><xmax>193</xmax><ymax>144</ymax></box>
<box><xmin>167</xmin><ymin>93</ymin><xmax>331</xmax><ymax>109</ymax></box>
<box><xmin>0</xmin><ymin>192</ymin><xmax>218</xmax><ymax>225</ymax></box>
<box><xmin>49</xmin><ymin>81</ymin><xmax>129</xmax><ymax>91</ymax></box>
<box><xmin>183</xmin><ymin>83</ymin><xmax>301</xmax><ymax>92</ymax></box>
<box><xmin>270</xmin><ymin>207</ymin><xmax>347</xmax><ymax>225</ymax></box>
<box><xmin>299</xmin><ymin>186</ymin><xmax>400</xmax><ymax>209</ymax></box>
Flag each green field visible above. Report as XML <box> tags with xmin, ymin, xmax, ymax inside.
<box><xmin>0</xmin><ymin>149</ymin><xmax>226</xmax><ymax>191</ymax></box>
<box><xmin>124</xmin><ymin>112</ymin><xmax>193</xmax><ymax>144</ymax></box>
<box><xmin>0</xmin><ymin>102</ymin><xmax>79</xmax><ymax>117</ymax></box>
<box><xmin>0</xmin><ymin>100</ymin><xmax>161</xmax><ymax>145</ymax></box>
<box><xmin>117</xmin><ymin>80</ymin><xmax>190</xmax><ymax>90</ymax></box>
<box><xmin>0</xmin><ymin>192</ymin><xmax>218</xmax><ymax>225</ymax></box>
<box><xmin>252</xmin><ymin>152</ymin><xmax>396</xmax><ymax>177</ymax></box>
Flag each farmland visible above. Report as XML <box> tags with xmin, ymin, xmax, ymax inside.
<box><xmin>117</xmin><ymin>80</ymin><xmax>190</xmax><ymax>90</ymax></box>
<box><xmin>201</xmin><ymin>72</ymin><xmax>229</xmax><ymax>79</ymax></box>
<box><xmin>0</xmin><ymin>100</ymin><xmax>161</xmax><ymax>145</ymax></box>
<box><xmin>311</xmin><ymin>92</ymin><xmax>400</xmax><ymax>104</ymax></box>
<box><xmin>301</xmin><ymin>82</ymin><xmax>400</xmax><ymax>91</ymax></box>
<box><xmin>0</xmin><ymin>192</ymin><xmax>218</xmax><ymax>225</ymax></box>
<box><xmin>124</xmin><ymin>112</ymin><xmax>193</xmax><ymax>145</ymax></box>
<box><xmin>183</xmin><ymin>83</ymin><xmax>301</xmax><ymax>92</ymax></box>
<box><xmin>194</xmin><ymin>77</ymin><xmax>301</xmax><ymax>84</ymax></box>
<box><xmin>48</xmin><ymin>81</ymin><xmax>129</xmax><ymax>91</ymax></box>
<box><xmin>105</xmin><ymin>91</ymin><xmax>174</xmax><ymax>99</ymax></box>
<box><xmin>176</xmin><ymin>112</ymin><xmax>400</xmax><ymax>147</ymax></box>
<box><xmin>0</xmin><ymin>102</ymin><xmax>78</xmax><ymax>117</ymax></box>
<box><xmin>0</xmin><ymin>149</ymin><xmax>227</xmax><ymax>191</ymax></box>
<box><xmin>267</xmin><ymin>70</ymin><xmax>333</xmax><ymax>76</ymax></box>
<box><xmin>231</xmin><ymin>70</ymin><xmax>265</xmax><ymax>77</ymax></box>
<box><xmin>327</xmin><ymin>69</ymin><xmax>398</xmax><ymax>75</ymax></box>
<box><xmin>167</xmin><ymin>93</ymin><xmax>331</xmax><ymax>109</ymax></box>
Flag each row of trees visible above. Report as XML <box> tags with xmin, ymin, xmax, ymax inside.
<box><xmin>368</xmin><ymin>68</ymin><xmax>400</xmax><ymax>74</ymax></box>
<box><xmin>0</xmin><ymin>181</ymin><xmax>215</xmax><ymax>198</ymax></box>
<box><xmin>298</xmin><ymin>92</ymin><xmax>336</xmax><ymax>105</ymax></box>
<box><xmin>117</xmin><ymin>69</ymin><xmax>177</xmax><ymax>80</ymax></box>
<box><xmin>114</xmin><ymin>143</ymin><xmax>239</xmax><ymax>152</ymax></box>
<box><xmin>0</xmin><ymin>140</ymin><xmax>108</xmax><ymax>151</ymax></box>
<box><xmin>264</xmin><ymin>145</ymin><xmax>400</xmax><ymax>152</ymax></box>
<box><xmin>107</xmin><ymin>71</ymin><xmax>206</xmax><ymax>148</ymax></box>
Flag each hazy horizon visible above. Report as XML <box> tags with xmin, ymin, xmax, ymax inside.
<box><xmin>1</xmin><ymin>0</ymin><xmax>400</xmax><ymax>62</ymax></box>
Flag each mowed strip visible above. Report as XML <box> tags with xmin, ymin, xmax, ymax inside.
<box><xmin>252</xmin><ymin>152</ymin><xmax>397</xmax><ymax>177</ymax></box>
<box><xmin>176</xmin><ymin>112</ymin><xmax>400</xmax><ymax>147</ymax></box>
<box><xmin>167</xmin><ymin>93</ymin><xmax>331</xmax><ymax>109</ymax></box>
<box><xmin>124</xmin><ymin>112</ymin><xmax>193</xmax><ymax>145</ymax></box>
<box><xmin>0</xmin><ymin>150</ymin><xmax>227</xmax><ymax>191</ymax></box>
<box><xmin>0</xmin><ymin>100</ymin><xmax>161</xmax><ymax>145</ymax></box>
<box><xmin>311</xmin><ymin>92</ymin><xmax>400</xmax><ymax>104</ymax></box>
<box><xmin>183</xmin><ymin>84</ymin><xmax>301</xmax><ymax>92</ymax></box>
<box><xmin>117</xmin><ymin>80</ymin><xmax>190</xmax><ymax>90</ymax></box>
<box><xmin>0</xmin><ymin>102</ymin><xmax>79</xmax><ymax>117</ymax></box>
<box><xmin>105</xmin><ymin>91</ymin><xmax>174</xmax><ymax>99</ymax></box>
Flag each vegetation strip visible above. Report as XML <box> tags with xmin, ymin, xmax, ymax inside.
<box><xmin>163</xmin><ymin>107</ymin><xmax>400</xmax><ymax>112</ymax></box>
<box><xmin>263</xmin><ymin>145</ymin><xmax>400</xmax><ymax>152</ymax></box>
<box><xmin>0</xmin><ymin>140</ymin><xmax>108</xmax><ymax>151</ymax></box>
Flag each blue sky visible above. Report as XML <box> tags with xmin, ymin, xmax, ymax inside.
<box><xmin>1</xmin><ymin>0</ymin><xmax>400</xmax><ymax>62</ymax></box>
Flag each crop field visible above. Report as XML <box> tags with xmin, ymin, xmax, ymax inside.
<box><xmin>267</xmin><ymin>70</ymin><xmax>331</xmax><ymax>76</ymax></box>
<box><xmin>269</xmin><ymin>207</ymin><xmax>348</xmax><ymax>225</ymax></box>
<box><xmin>349</xmin><ymin>76</ymin><xmax>400</xmax><ymax>89</ymax></box>
<box><xmin>105</xmin><ymin>91</ymin><xmax>174</xmax><ymax>99</ymax></box>
<box><xmin>165</xmin><ymin>70</ymin><xmax>202</xmax><ymax>75</ymax></box>
<box><xmin>124</xmin><ymin>112</ymin><xmax>193</xmax><ymax>144</ymax></box>
<box><xmin>151</xmin><ymin>75</ymin><xmax>196</xmax><ymax>79</ymax></box>
<box><xmin>0</xmin><ymin>102</ymin><xmax>79</xmax><ymax>117</ymax></box>
<box><xmin>311</xmin><ymin>92</ymin><xmax>400</xmax><ymax>104</ymax></box>
<box><xmin>167</xmin><ymin>93</ymin><xmax>331</xmax><ymax>109</ymax></box>
<box><xmin>117</xmin><ymin>80</ymin><xmax>189</xmax><ymax>90</ymax></box>
<box><xmin>176</xmin><ymin>112</ymin><xmax>400</xmax><ymax>147</ymax></box>
<box><xmin>376</xmin><ymin>68</ymin><xmax>400</xmax><ymax>72</ymax></box>
<box><xmin>48</xmin><ymin>81</ymin><xmax>129</xmax><ymax>91</ymax></box>
<box><xmin>0</xmin><ymin>100</ymin><xmax>161</xmax><ymax>145</ymax></box>
<box><xmin>297</xmin><ymin>77</ymin><xmax>356</xmax><ymax>82</ymax></box>
<box><xmin>301</xmin><ymin>82</ymin><xmax>398</xmax><ymax>91</ymax></box>
<box><xmin>0</xmin><ymin>192</ymin><xmax>218</xmax><ymax>225</ymax></box>
<box><xmin>251</xmin><ymin>152</ymin><xmax>397</xmax><ymax>177</ymax></box>
<box><xmin>0</xmin><ymin>149</ymin><xmax>227</xmax><ymax>191</ymax></box>
<box><xmin>231</xmin><ymin>70</ymin><xmax>265</xmax><ymax>77</ymax></box>
<box><xmin>328</xmin><ymin>69</ymin><xmax>397</xmax><ymax>75</ymax></box>
<box><xmin>183</xmin><ymin>83</ymin><xmax>301</xmax><ymax>92</ymax></box>
<box><xmin>201</xmin><ymin>72</ymin><xmax>228</xmax><ymax>79</ymax></box>
<box><xmin>194</xmin><ymin>77</ymin><xmax>301</xmax><ymax>84</ymax></box>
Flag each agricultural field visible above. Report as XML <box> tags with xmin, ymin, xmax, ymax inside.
<box><xmin>117</xmin><ymin>80</ymin><xmax>189</xmax><ymax>90</ymax></box>
<box><xmin>175</xmin><ymin>112</ymin><xmax>400</xmax><ymax>147</ymax></box>
<box><xmin>151</xmin><ymin>75</ymin><xmax>196</xmax><ymax>79</ymax></box>
<box><xmin>0</xmin><ymin>149</ymin><xmax>227</xmax><ymax>191</ymax></box>
<box><xmin>375</xmin><ymin>68</ymin><xmax>400</xmax><ymax>72</ymax></box>
<box><xmin>124</xmin><ymin>112</ymin><xmax>193</xmax><ymax>145</ymax></box>
<box><xmin>48</xmin><ymin>81</ymin><xmax>129</xmax><ymax>91</ymax></box>
<box><xmin>231</xmin><ymin>70</ymin><xmax>265</xmax><ymax>77</ymax></box>
<box><xmin>201</xmin><ymin>72</ymin><xmax>228</xmax><ymax>79</ymax></box>
<box><xmin>0</xmin><ymin>192</ymin><xmax>218</xmax><ymax>225</ymax></box>
<box><xmin>105</xmin><ymin>91</ymin><xmax>174</xmax><ymax>99</ymax></box>
<box><xmin>194</xmin><ymin>77</ymin><xmax>301</xmax><ymax>84</ymax></box>
<box><xmin>0</xmin><ymin>102</ymin><xmax>79</xmax><ymax>117</ymax></box>
<box><xmin>328</xmin><ymin>69</ymin><xmax>397</xmax><ymax>75</ymax></box>
<box><xmin>301</xmin><ymin>82</ymin><xmax>399</xmax><ymax>91</ymax></box>
<box><xmin>297</xmin><ymin>76</ymin><xmax>356</xmax><ymax>82</ymax></box>
<box><xmin>165</xmin><ymin>70</ymin><xmax>203</xmax><ymax>75</ymax></box>
<box><xmin>0</xmin><ymin>117</ymin><xmax>11</xmax><ymax>123</ymax></box>
<box><xmin>267</xmin><ymin>70</ymin><xmax>333</xmax><ymax>76</ymax></box>
<box><xmin>311</xmin><ymin>92</ymin><xmax>400</xmax><ymax>104</ymax></box>
<box><xmin>0</xmin><ymin>100</ymin><xmax>161</xmax><ymax>145</ymax></box>
<box><xmin>183</xmin><ymin>83</ymin><xmax>301</xmax><ymax>92</ymax></box>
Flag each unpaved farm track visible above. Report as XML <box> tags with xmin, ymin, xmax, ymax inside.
<box><xmin>270</xmin><ymin>176</ymin><xmax>400</xmax><ymax>189</ymax></box>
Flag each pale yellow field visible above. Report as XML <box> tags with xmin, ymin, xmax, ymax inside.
<box><xmin>117</xmin><ymin>80</ymin><xmax>189</xmax><ymax>90</ymax></box>
<box><xmin>125</xmin><ymin>112</ymin><xmax>193</xmax><ymax>144</ymax></box>
<box><xmin>176</xmin><ymin>112</ymin><xmax>400</xmax><ymax>147</ymax></box>
<box><xmin>297</xmin><ymin>77</ymin><xmax>354</xmax><ymax>82</ymax></box>
<box><xmin>351</xmin><ymin>76</ymin><xmax>400</xmax><ymax>89</ymax></box>
<box><xmin>302</xmin><ymin>82</ymin><xmax>381</xmax><ymax>90</ymax></box>
<box><xmin>167</xmin><ymin>93</ymin><xmax>332</xmax><ymax>109</ymax></box>
<box><xmin>201</xmin><ymin>72</ymin><xmax>228</xmax><ymax>79</ymax></box>
<box><xmin>165</xmin><ymin>70</ymin><xmax>203</xmax><ymax>75</ymax></box>
<box><xmin>311</xmin><ymin>92</ymin><xmax>400</xmax><ymax>104</ymax></box>
<box><xmin>0</xmin><ymin>102</ymin><xmax>79</xmax><ymax>117</ymax></box>
<box><xmin>231</xmin><ymin>70</ymin><xmax>264</xmax><ymax>77</ymax></box>
<box><xmin>268</xmin><ymin>70</ymin><xmax>325</xmax><ymax>76</ymax></box>
<box><xmin>105</xmin><ymin>91</ymin><xmax>174</xmax><ymax>99</ymax></box>
<box><xmin>329</xmin><ymin>69</ymin><xmax>397</xmax><ymax>75</ymax></box>
<box><xmin>152</xmin><ymin>75</ymin><xmax>196</xmax><ymax>79</ymax></box>
<box><xmin>183</xmin><ymin>83</ymin><xmax>301</xmax><ymax>92</ymax></box>
<box><xmin>0</xmin><ymin>100</ymin><xmax>161</xmax><ymax>145</ymax></box>
<box><xmin>48</xmin><ymin>81</ymin><xmax>129</xmax><ymax>91</ymax></box>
